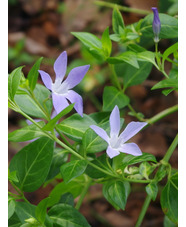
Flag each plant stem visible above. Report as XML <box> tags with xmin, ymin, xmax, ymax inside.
<box><xmin>147</xmin><ymin>104</ymin><xmax>178</xmax><ymax>124</ymax></box>
<box><xmin>162</xmin><ymin>134</ymin><xmax>178</xmax><ymax>163</ymax></box>
<box><xmin>109</xmin><ymin>64</ymin><xmax>122</xmax><ymax>91</ymax></box>
<box><xmin>128</xmin><ymin>104</ymin><xmax>146</xmax><ymax>122</ymax></box>
<box><xmin>75</xmin><ymin>178</ymin><xmax>92</xmax><ymax>210</ymax></box>
<box><xmin>135</xmin><ymin>194</ymin><xmax>152</xmax><ymax>227</ymax></box>
<box><xmin>95</xmin><ymin>1</ymin><xmax>151</xmax><ymax>15</ymax></box>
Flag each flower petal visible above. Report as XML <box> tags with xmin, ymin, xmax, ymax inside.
<box><xmin>110</xmin><ymin>105</ymin><xmax>120</xmax><ymax>138</ymax></box>
<box><xmin>90</xmin><ymin>125</ymin><xmax>109</xmax><ymax>143</ymax></box>
<box><xmin>54</xmin><ymin>51</ymin><xmax>67</xmax><ymax>81</ymax></box>
<box><xmin>106</xmin><ymin>146</ymin><xmax>120</xmax><ymax>159</ymax></box>
<box><xmin>38</xmin><ymin>70</ymin><xmax>52</xmax><ymax>90</ymax></box>
<box><xmin>119</xmin><ymin>143</ymin><xmax>142</xmax><ymax>156</ymax></box>
<box><xmin>52</xmin><ymin>93</ymin><xmax>69</xmax><ymax>114</ymax></box>
<box><xmin>119</xmin><ymin>121</ymin><xmax>147</xmax><ymax>143</ymax></box>
<box><xmin>64</xmin><ymin>65</ymin><xmax>90</xmax><ymax>89</ymax></box>
<box><xmin>65</xmin><ymin>90</ymin><xmax>83</xmax><ymax>117</ymax></box>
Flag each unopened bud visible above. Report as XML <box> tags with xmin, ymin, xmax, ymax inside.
<box><xmin>152</xmin><ymin>7</ymin><xmax>161</xmax><ymax>43</ymax></box>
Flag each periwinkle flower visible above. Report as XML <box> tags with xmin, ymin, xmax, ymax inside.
<box><xmin>152</xmin><ymin>7</ymin><xmax>161</xmax><ymax>43</ymax></box>
<box><xmin>90</xmin><ymin>106</ymin><xmax>147</xmax><ymax>159</ymax></box>
<box><xmin>38</xmin><ymin>51</ymin><xmax>90</xmax><ymax>117</ymax></box>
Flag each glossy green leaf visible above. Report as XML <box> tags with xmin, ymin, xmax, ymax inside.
<box><xmin>89</xmin><ymin>112</ymin><xmax>110</xmax><ymax>124</ymax></box>
<box><xmin>140</xmin><ymin>13</ymin><xmax>178</xmax><ymax>39</ymax></box>
<box><xmin>103</xmin><ymin>180</ymin><xmax>130</xmax><ymax>210</ymax></box>
<box><xmin>139</xmin><ymin>162</ymin><xmax>156</xmax><ymax>179</ymax></box>
<box><xmin>113</xmin><ymin>152</ymin><xmax>157</xmax><ymax>171</ymax></box>
<box><xmin>60</xmin><ymin>160</ymin><xmax>87</xmax><ymax>183</ymax></box>
<box><xmin>85</xmin><ymin>154</ymin><xmax>111</xmax><ymax>179</ymax></box>
<box><xmin>42</xmin><ymin>104</ymin><xmax>74</xmax><ymax>131</ymax></box>
<box><xmin>15</xmin><ymin>202</ymin><xmax>36</xmax><ymax>224</ymax></box>
<box><xmin>137</xmin><ymin>51</ymin><xmax>158</xmax><ymax>67</ymax></box>
<box><xmin>8</xmin><ymin>199</ymin><xmax>16</xmax><ymax>219</ymax></box>
<box><xmin>101</xmin><ymin>27</ymin><xmax>112</xmax><ymax>57</ymax></box>
<box><xmin>46</xmin><ymin>148</ymin><xmax>68</xmax><ymax>180</ymax></box>
<box><xmin>27</xmin><ymin>57</ymin><xmax>43</xmax><ymax>91</ymax></box>
<box><xmin>103</xmin><ymin>86</ymin><xmax>130</xmax><ymax>111</ymax></box>
<box><xmin>107</xmin><ymin>51</ymin><xmax>139</xmax><ymax>68</ymax></box>
<box><xmin>8</xmin><ymin>66</ymin><xmax>24</xmax><ymax>100</ymax></box>
<box><xmin>8</xmin><ymin>121</ymin><xmax>46</xmax><ymax>142</ymax></box>
<box><xmin>151</xmin><ymin>78</ymin><xmax>178</xmax><ymax>90</ymax></box>
<box><xmin>164</xmin><ymin>215</ymin><xmax>177</xmax><ymax>227</ymax></box>
<box><xmin>9</xmin><ymin>138</ymin><xmax>54</xmax><ymax>192</ymax></box>
<box><xmin>59</xmin><ymin>193</ymin><xmax>74</xmax><ymax>207</ymax></box>
<box><xmin>145</xmin><ymin>182</ymin><xmax>158</xmax><ymax>201</ymax></box>
<box><xmin>56</xmin><ymin>114</ymin><xmax>96</xmax><ymax>142</ymax></box>
<box><xmin>112</xmin><ymin>5</ymin><xmax>125</xmax><ymax>34</ymax></box>
<box><xmin>160</xmin><ymin>172</ymin><xmax>178</xmax><ymax>224</ymax></box>
<box><xmin>115</xmin><ymin>61</ymin><xmax>152</xmax><ymax>89</ymax></box>
<box><xmin>48</xmin><ymin>176</ymin><xmax>84</xmax><ymax>207</ymax></box>
<box><xmin>162</xmin><ymin>42</ymin><xmax>178</xmax><ymax>67</ymax></box>
<box><xmin>35</xmin><ymin>197</ymin><xmax>50</xmax><ymax>224</ymax></box>
<box><xmin>14</xmin><ymin>84</ymin><xmax>52</xmax><ymax>119</ymax></box>
<box><xmin>8</xmin><ymin>213</ymin><xmax>22</xmax><ymax>227</ymax></box>
<box><xmin>8</xmin><ymin>170</ymin><xmax>19</xmax><ymax>183</ymax></box>
<box><xmin>48</xmin><ymin>204</ymin><xmax>91</xmax><ymax>227</ymax></box>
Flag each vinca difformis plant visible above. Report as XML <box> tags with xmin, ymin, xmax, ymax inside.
<box><xmin>8</xmin><ymin>3</ymin><xmax>178</xmax><ymax>227</ymax></box>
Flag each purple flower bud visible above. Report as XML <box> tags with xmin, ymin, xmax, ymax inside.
<box><xmin>152</xmin><ymin>7</ymin><xmax>161</xmax><ymax>43</ymax></box>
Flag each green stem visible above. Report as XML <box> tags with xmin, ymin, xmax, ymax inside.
<box><xmin>75</xmin><ymin>178</ymin><xmax>92</xmax><ymax>210</ymax></box>
<box><xmin>135</xmin><ymin>194</ymin><xmax>152</xmax><ymax>227</ymax></box>
<box><xmin>147</xmin><ymin>104</ymin><xmax>178</xmax><ymax>124</ymax></box>
<box><xmin>109</xmin><ymin>64</ymin><xmax>122</xmax><ymax>91</ymax></box>
<box><xmin>128</xmin><ymin>104</ymin><xmax>146</xmax><ymax>122</ymax></box>
<box><xmin>95</xmin><ymin>1</ymin><xmax>151</xmax><ymax>15</ymax></box>
<box><xmin>162</xmin><ymin>134</ymin><xmax>178</xmax><ymax>163</ymax></box>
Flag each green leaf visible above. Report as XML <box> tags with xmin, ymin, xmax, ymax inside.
<box><xmin>59</xmin><ymin>193</ymin><xmax>74</xmax><ymax>207</ymax></box>
<box><xmin>8</xmin><ymin>199</ymin><xmax>16</xmax><ymax>219</ymax></box>
<box><xmin>145</xmin><ymin>182</ymin><xmax>158</xmax><ymax>201</ymax></box>
<box><xmin>27</xmin><ymin>57</ymin><xmax>43</xmax><ymax>91</ymax></box>
<box><xmin>60</xmin><ymin>160</ymin><xmax>87</xmax><ymax>183</ymax></box>
<box><xmin>48</xmin><ymin>177</ymin><xmax>84</xmax><ymax>207</ymax></box>
<box><xmin>151</xmin><ymin>78</ymin><xmax>178</xmax><ymax>90</ymax></box>
<box><xmin>14</xmin><ymin>84</ymin><xmax>52</xmax><ymax>119</ymax></box>
<box><xmin>48</xmin><ymin>204</ymin><xmax>91</xmax><ymax>227</ymax></box>
<box><xmin>115</xmin><ymin>61</ymin><xmax>152</xmax><ymax>89</ymax></box>
<box><xmin>8</xmin><ymin>170</ymin><xmax>19</xmax><ymax>183</ymax></box>
<box><xmin>160</xmin><ymin>172</ymin><xmax>178</xmax><ymax>224</ymax></box>
<box><xmin>8</xmin><ymin>66</ymin><xmax>24</xmax><ymax>100</ymax></box>
<box><xmin>56</xmin><ymin>114</ymin><xmax>96</xmax><ymax>142</ymax></box>
<box><xmin>85</xmin><ymin>153</ymin><xmax>111</xmax><ymax>179</ymax></box>
<box><xmin>8</xmin><ymin>213</ymin><xmax>22</xmax><ymax>227</ymax></box>
<box><xmin>140</xmin><ymin>13</ymin><xmax>178</xmax><ymax>39</ymax></box>
<box><xmin>35</xmin><ymin>197</ymin><xmax>49</xmax><ymax>224</ymax></box>
<box><xmin>112</xmin><ymin>5</ymin><xmax>125</xmax><ymax>34</ymax></box>
<box><xmin>103</xmin><ymin>86</ymin><xmax>130</xmax><ymax>111</ymax></box>
<box><xmin>113</xmin><ymin>152</ymin><xmax>157</xmax><ymax>171</ymax></box>
<box><xmin>137</xmin><ymin>51</ymin><xmax>158</xmax><ymax>67</ymax></box>
<box><xmin>107</xmin><ymin>51</ymin><xmax>139</xmax><ymax>68</ymax></box>
<box><xmin>9</xmin><ymin>138</ymin><xmax>54</xmax><ymax>192</ymax></box>
<box><xmin>139</xmin><ymin>162</ymin><xmax>156</xmax><ymax>180</ymax></box>
<box><xmin>42</xmin><ymin>104</ymin><xmax>74</xmax><ymax>131</ymax></box>
<box><xmin>89</xmin><ymin>112</ymin><xmax>110</xmax><ymax>124</ymax></box>
<box><xmin>101</xmin><ymin>27</ymin><xmax>112</xmax><ymax>57</ymax></box>
<box><xmin>164</xmin><ymin>215</ymin><xmax>177</xmax><ymax>227</ymax></box>
<box><xmin>162</xmin><ymin>42</ymin><xmax>178</xmax><ymax>67</ymax></box>
<box><xmin>103</xmin><ymin>180</ymin><xmax>130</xmax><ymax>210</ymax></box>
<box><xmin>46</xmin><ymin>148</ymin><xmax>68</xmax><ymax>180</ymax></box>
<box><xmin>8</xmin><ymin>121</ymin><xmax>46</xmax><ymax>142</ymax></box>
<box><xmin>15</xmin><ymin>202</ymin><xmax>36</xmax><ymax>224</ymax></box>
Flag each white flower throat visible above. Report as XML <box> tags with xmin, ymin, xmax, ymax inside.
<box><xmin>52</xmin><ymin>79</ymin><xmax>69</xmax><ymax>95</ymax></box>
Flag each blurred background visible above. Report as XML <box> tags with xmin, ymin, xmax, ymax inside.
<box><xmin>8</xmin><ymin>0</ymin><xmax>178</xmax><ymax>226</ymax></box>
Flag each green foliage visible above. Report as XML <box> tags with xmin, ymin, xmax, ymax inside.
<box><xmin>48</xmin><ymin>204</ymin><xmax>90</xmax><ymax>227</ymax></box>
<box><xmin>103</xmin><ymin>86</ymin><xmax>129</xmax><ymax>111</ymax></box>
<box><xmin>60</xmin><ymin>160</ymin><xmax>87</xmax><ymax>183</ymax></box>
<box><xmin>139</xmin><ymin>162</ymin><xmax>156</xmax><ymax>180</ymax></box>
<box><xmin>160</xmin><ymin>172</ymin><xmax>178</xmax><ymax>224</ymax></box>
<box><xmin>8</xmin><ymin>198</ymin><xmax>16</xmax><ymax>219</ymax></box>
<box><xmin>103</xmin><ymin>180</ymin><xmax>130</xmax><ymax>210</ymax></box>
<box><xmin>35</xmin><ymin>197</ymin><xmax>50</xmax><ymax>225</ymax></box>
<box><xmin>56</xmin><ymin>113</ymin><xmax>96</xmax><ymax>142</ymax></box>
<box><xmin>101</xmin><ymin>27</ymin><xmax>112</xmax><ymax>57</ymax></box>
<box><xmin>27</xmin><ymin>57</ymin><xmax>43</xmax><ymax>91</ymax></box>
<box><xmin>145</xmin><ymin>182</ymin><xmax>158</xmax><ymax>201</ymax></box>
<box><xmin>112</xmin><ymin>5</ymin><xmax>125</xmax><ymax>34</ymax></box>
<box><xmin>9</xmin><ymin>138</ymin><xmax>54</xmax><ymax>192</ymax></box>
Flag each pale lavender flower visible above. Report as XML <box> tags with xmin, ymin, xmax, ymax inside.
<box><xmin>90</xmin><ymin>106</ymin><xmax>147</xmax><ymax>159</ymax></box>
<box><xmin>152</xmin><ymin>7</ymin><xmax>161</xmax><ymax>43</ymax></box>
<box><xmin>38</xmin><ymin>51</ymin><xmax>90</xmax><ymax>117</ymax></box>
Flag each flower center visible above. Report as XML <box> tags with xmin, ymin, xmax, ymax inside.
<box><xmin>52</xmin><ymin>80</ymin><xmax>69</xmax><ymax>95</ymax></box>
<box><xmin>109</xmin><ymin>135</ymin><xmax>122</xmax><ymax>149</ymax></box>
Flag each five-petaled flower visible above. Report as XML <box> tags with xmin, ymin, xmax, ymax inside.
<box><xmin>90</xmin><ymin>105</ymin><xmax>147</xmax><ymax>159</ymax></box>
<box><xmin>38</xmin><ymin>51</ymin><xmax>90</xmax><ymax>117</ymax></box>
<box><xmin>152</xmin><ymin>7</ymin><xmax>161</xmax><ymax>43</ymax></box>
